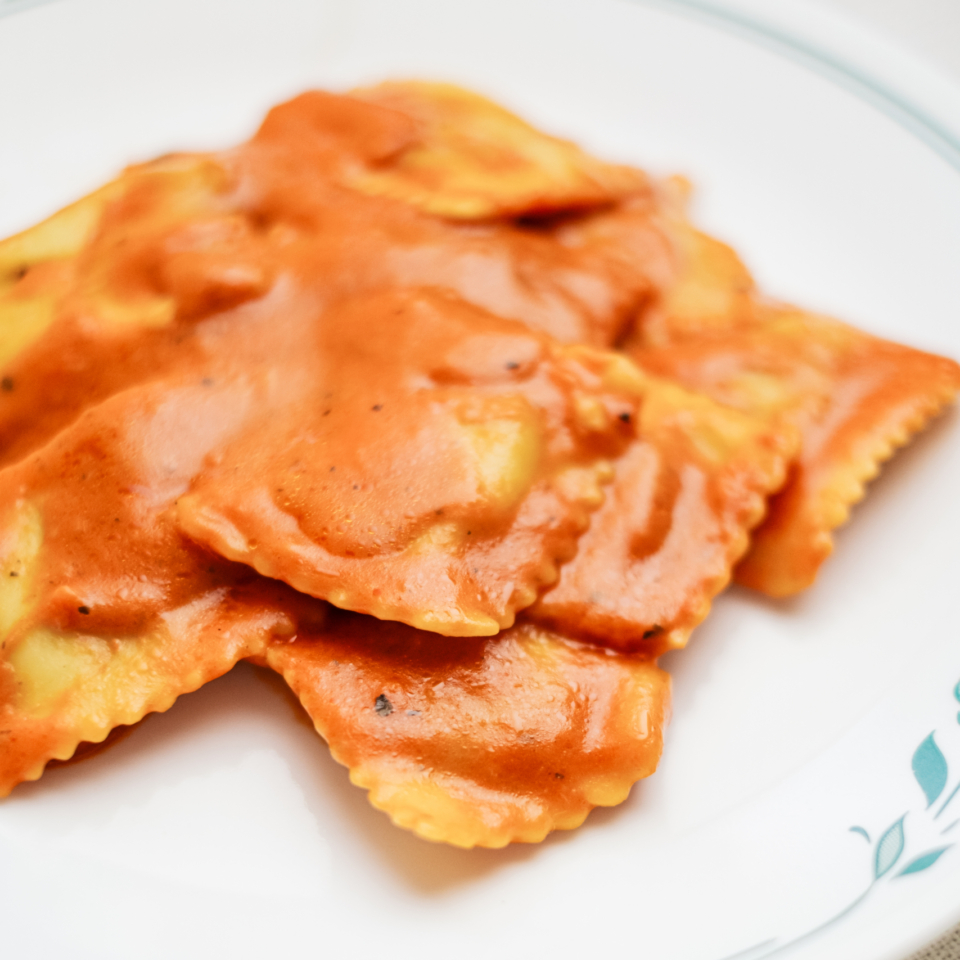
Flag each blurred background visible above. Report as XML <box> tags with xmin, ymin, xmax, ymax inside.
<box><xmin>2</xmin><ymin>0</ymin><xmax>959</xmax><ymax>84</ymax></box>
<box><xmin>817</xmin><ymin>0</ymin><xmax>959</xmax><ymax>81</ymax></box>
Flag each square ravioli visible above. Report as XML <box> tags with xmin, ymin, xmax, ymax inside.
<box><xmin>0</xmin><ymin>152</ymin><xmax>269</xmax><ymax>468</ymax></box>
<box><xmin>261</xmin><ymin>610</ymin><xmax>669</xmax><ymax>848</ymax></box>
<box><xmin>630</xmin><ymin>214</ymin><xmax>960</xmax><ymax>596</ymax></box>
<box><xmin>0</xmin><ymin>87</ymin><xmax>671</xmax><ymax>475</ymax></box>
<box><xmin>530</xmin><ymin>376</ymin><xmax>797</xmax><ymax>654</ymax></box>
<box><xmin>347</xmin><ymin>81</ymin><xmax>647</xmax><ymax>220</ymax></box>
<box><xmin>239</xmin><ymin>87</ymin><xmax>671</xmax><ymax>347</ymax></box>
<box><xmin>0</xmin><ymin>378</ymin><xmax>328</xmax><ymax>795</ymax></box>
<box><xmin>2</xmin><ymin>76</ymin><xmax>958</xmax><ymax>857</ymax></box>
<box><xmin>175</xmin><ymin>286</ymin><xmax>639</xmax><ymax>636</ymax></box>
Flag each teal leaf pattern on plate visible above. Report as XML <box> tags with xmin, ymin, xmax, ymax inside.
<box><xmin>897</xmin><ymin>846</ymin><xmax>953</xmax><ymax>877</ymax></box>
<box><xmin>913</xmin><ymin>733</ymin><xmax>948</xmax><ymax>807</ymax></box>
<box><xmin>875</xmin><ymin>816</ymin><xmax>906</xmax><ymax>879</ymax></box>
<box><xmin>715</xmin><ymin>681</ymin><xmax>960</xmax><ymax>960</ymax></box>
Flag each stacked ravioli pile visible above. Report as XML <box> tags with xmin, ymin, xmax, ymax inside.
<box><xmin>0</xmin><ymin>83</ymin><xmax>956</xmax><ymax>848</ymax></box>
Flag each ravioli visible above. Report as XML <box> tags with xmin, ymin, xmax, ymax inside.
<box><xmin>348</xmin><ymin>81</ymin><xmax>646</xmax><ymax>220</ymax></box>
<box><xmin>637</xmin><ymin>308</ymin><xmax>960</xmax><ymax>595</ymax></box>
<box><xmin>629</xmin><ymin>205</ymin><xmax>960</xmax><ymax>596</ymax></box>
<box><xmin>0</xmin><ymin>152</ymin><xmax>272</xmax><ymax>468</ymax></box>
<box><xmin>0</xmin><ymin>376</ymin><xmax>331</xmax><ymax>795</ymax></box>
<box><xmin>261</xmin><ymin>610</ymin><xmax>669</xmax><ymax>848</ymax></box>
<box><xmin>530</xmin><ymin>377</ymin><xmax>797</xmax><ymax>653</ymax></box>
<box><xmin>176</xmin><ymin>286</ymin><xmax>638</xmax><ymax>636</ymax></box>
<box><xmin>238</xmin><ymin>88</ymin><xmax>670</xmax><ymax>347</ymax></box>
<box><xmin>0</xmin><ymin>351</ymin><xmax>662</xmax><ymax>826</ymax></box>
<box><xmin>2</xmin><ymin>78</ymin><xmax>958</xmax><ymax>852</ymax></box>
<box><xmin>0</xmin><ymin>88</ymin><xmax>670</xmax><ymax>474</ymax></box>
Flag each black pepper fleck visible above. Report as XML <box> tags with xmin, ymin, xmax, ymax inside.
<box><xmin>8</xmin><ymin>571</ymin><xmax>17</xmax><ymax>577</ymax></box>
<box><xmin>371</xmin><ymin>404</ymin><xmax>383</xmax><ymax>412</ymax></box>
<box><xmin>374</xmin><ymin>694</ymin><xmax>393</xmax><ymax>717</ymax></box>
<box><xmin>619</xmin><ymin>411</ymin><xmax>631</xmax><ymax>424</ymax></box>
<box><xmin>505</xmin><ymin>361</ymin><xmax>519</xmax><ymax>370</ymax></box>
<box><xmin>642</xmin><ymin>625</ymin><xmax>663</xmax><ymax>640</ymax></box>
<box><xmin>1</xmin><ymin>377</ymin><xmax>13</xmax><ymax>392</ymax></box>
<box><xmin>78</xmin><ymin>606</ymin><xmax>91</xmax><ymax>615</ymax></box>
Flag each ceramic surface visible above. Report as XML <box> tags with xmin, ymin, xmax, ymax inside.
<box><xmin>1</xmin><ymin>1</ymin><xmax>959</xmax><ymax>957</ymax></box>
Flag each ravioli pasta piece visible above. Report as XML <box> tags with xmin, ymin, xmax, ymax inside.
<box><xmin>0</xmin><ymin>153</ymin><xmax>278</xmax><ymax>468</ymax></box>
<box><xmin>262</xmin><ymin>610</ymin><xmax>669</xmax><ymax>848</ymax></box>
<box><xmin>639</xmin><ymin>309</ymin><xmax>960</xmax><ymax>595</ymax></box>
<box><xmin>238</xmin><ymin>89</ymin><xmax>671</xmax><ymax>348</ymax></box>
<box><xmin>176</xmin><ymin>287</ymin><xmax>637</xmax><ymax>636</ymax></box>
<box><xmin>0</xmin><ymin>574</ymin><xmax>302</xmax><ymax>796</ymax></box>
<box><xmin>87</xmin><ymin>160</ymin><xmax>275</xmax><ymax>329</ymax></box>
<box><xmin>631</xmin><ymin>215</ymin><xmax>960</xmax><ymax>594</ymax></box>
<box><xmin>530</xmin><ymin>377</ymin><xmax>797</xmax><ymax>654</ymax></box>
<box><xmin>0</xmin><ymin>88</ymin><xmax>666</xmax><ymax>471</ymax></box>
<box><xmin>0</xmin><ymin>376</ymin><xmax>326</xmax><ymax>794</ymax></box>
<box><xmin>348</xmin><ymin>81</ymin><xmax>646</xmax><ymax>220</ymax></box>
<box><xmin>735</xmin><ymin>329</ymin><xmax>960</xmax><ymax>596</ymax></box>
<box><xmin>0</xmin><ymin>153</ymin><xmax>258</xmax><ymax>335</ymax></box>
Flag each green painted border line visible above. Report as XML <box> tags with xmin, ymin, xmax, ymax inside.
<box><xmin>631</xmin><ymin>0</ymin><xmax>960</xmax><ymax>172</ymax></box>
<box><xmin>0</xmin><ymin>0</ymin><xmax>59</xmax><ymax>19</ymax></box>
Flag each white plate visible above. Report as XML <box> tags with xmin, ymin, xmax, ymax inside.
<box><xmin>1</xmin><ymin>1</ymin><xmax>960</xmax><ymax>958</ymax></box>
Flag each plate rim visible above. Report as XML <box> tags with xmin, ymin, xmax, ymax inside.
<box><xmin>1</xmin><ymin>2</ymin><xmax>959</xmax><ymax>958</ymax></box>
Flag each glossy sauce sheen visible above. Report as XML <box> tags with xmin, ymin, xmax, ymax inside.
<box><xmin>628</xmin><ymin>223</ymin><xmax>960</xmax><ymax>596</ymax></box>
<box><xmin>177</xmin><ymin>287</ymin><xmax>638</xmax><ymax>635</ymax></box>
<box><xmin>262</xmin><ymin>611</ymin><xmax>669</xmax><ymax>848</ymax></box>
<box><xmin>0</xmin><ymin>378</ymin><xmax>323</xmax><ymax>794</ymax></box>
<box><xmin>5</xmin><ymin>82</ymin><xmax>953</xmax><ymax>843</ymax></box>
<box><xmin>0</xmin><ymin>86</ymin><xmax>674</xmax><ymax>816</ymax></box>
<box><xmin>0</xmin><ymin>90</ymin><xmax>672</xmax><ymax>468</ymax></box>
<box><xmin>530</xmin><ymin>378</ymin><xmax>795</xmax><ymax>654</ymax></box>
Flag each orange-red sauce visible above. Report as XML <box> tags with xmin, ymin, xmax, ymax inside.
<box><xmin>0</xmin><ymin>88</ymin><xmax>668</xmax><ymax>808</ymax></box>
<box><xmin>263</xmin><ymin>609</ymin><xmax>669</xmax><ymax>847</ymax></box>
<box><xmin>4</xmin><ymin>83</ymin><xmax>955</xmax><ymax>841</ymax></box>
<box><xmin>0</xmin><ymin>92</ymin><xmax>674</xmax><ymax>470</ymax></box>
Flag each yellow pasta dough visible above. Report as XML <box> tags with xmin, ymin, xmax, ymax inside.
<box><xmin>261</xmin><ymin>610</ymin><xmax>669</xmax><ymax>848</ymax></box>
